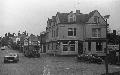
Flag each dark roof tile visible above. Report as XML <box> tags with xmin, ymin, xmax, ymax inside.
<box><xmin>57</xmin><ymin>13</ymin><xmax>69</xmax><ymax>23</ymax></box>
<box><xmin>76</xmin><ymin>14</ymin><xmax>89</xmax><ymax>23</ymax></box>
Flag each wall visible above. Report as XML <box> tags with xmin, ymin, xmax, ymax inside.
<box><xmin>84</xmin><ymin>42</ymin><xmax>106</xmax><ymax>56</ymax></box>
<box><xmin>85</xmin><ymin>24</ymin><xmax>106</xmax><ymax>38</ymax></box>
<box><xmin>58</xmin><ymin>24</ymin><xmax>84</xmax><ymax>40</ymax></box>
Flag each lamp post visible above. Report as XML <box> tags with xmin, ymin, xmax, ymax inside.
<box><xmin>104</xmin><ymin>15</ymin><xmax>110</xmax><ymax>75</ymax></box>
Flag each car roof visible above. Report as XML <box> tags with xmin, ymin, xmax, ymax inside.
<box><xmin>7</xmin><ymin>53</ymin><xmax>17</xmax><ymax>56</ymax></box>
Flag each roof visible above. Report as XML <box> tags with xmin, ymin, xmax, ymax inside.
<box><xmin>57</xmin><ymin>13</ymin><xmax>69</xmax><ymax>23</ymax></box>
<box><xmin>76</xmin><ymin>14</ymin><xmax>89</xmax><ymax>23</ymax></box>
<box><xmin>52</xmin><ymin>16</ymin><xmax>56</xmax><ymax>22</ymax></box>
<box><xmin>48</xmin><ymin>10</ymin><xmax>98</xmax><ymax>24</ymax></box>
<box><xmin>47</xmin><ymin>18</ymin><xmax>52</xmax><ymax>26</ymax></box>
<box><xmin>25</xmin><ymin>35</ymin><xmax>38</xmax><ymax>42</ymax></box>
<box><xmin>88</xmin><ymin>10</ymin><xmax>97</xmax><ymax>19</ymax></box>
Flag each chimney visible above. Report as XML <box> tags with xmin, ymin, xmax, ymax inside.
<box><xmin>52</xmin><ymin>16</ymin><xmax>55</xmax><ymax>19</ymax></box>
<box><xmin>76</xmin><ymin>10</ymin><xmax>80</xmax><ymax>14</ymax></box>
<box><xmin>113</xmin><ymin>30</ymin><xmax>116</xmax><ymax>35</ymax></box>
<box><xmin>70</xmin><ymin>11</ymin><xmax>73</xmax><ymax>13</ymax></box>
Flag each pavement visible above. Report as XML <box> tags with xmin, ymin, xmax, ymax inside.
<box><xmin>0</xmin><ymin>47</ymin><xmax>120</xmax><ymax>75</ymax></box>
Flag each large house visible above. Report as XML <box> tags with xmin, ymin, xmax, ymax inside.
<box><xmin>46</xmin><ymin>10</ymin><xmax>107</xmax><ymax>56</ymax></box>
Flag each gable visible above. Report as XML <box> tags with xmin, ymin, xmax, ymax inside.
<box><xmin>68</xmin><ymin>12</ymin><xmax>76</xmax><ymax>22</ymax></box>
<box><xmin>87</xmin><ymin>11</ymin><xmax>106</xmax><ymax>25</ymax></box>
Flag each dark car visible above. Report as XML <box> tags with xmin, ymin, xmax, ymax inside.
<box><xmin>4</xmin><ymin>53</ymin><xmax>19</xmax><ymax>63</ymax></box>
<box><xmin>77</xmin><ymin>54</ymin><xmax>90</xmax><ymax>62</ymax></box>
<box><xmin>77</xmin><ymin>54</ymin><xmax>103</xmax><ymax>64</ymax></box>
<box><xmin>90</xmin><ymin>55</ymin><xmax>104</xmax><ymax>64</ymax></box>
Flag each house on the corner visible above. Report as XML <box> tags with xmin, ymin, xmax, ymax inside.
<box><xmin>46</xmin><ymin>10</ymin><xmax>107</xmax><ymax>56</ymax></box>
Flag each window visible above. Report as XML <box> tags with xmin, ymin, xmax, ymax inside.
<box><xmin>70</xmin><ymin>18</ymin><xmax>73</xmax><ymax>22</ymax></box>
<box><xmin>69</xmin><ymin>41</ymin><xmax>75</xmax><ymax>51</ymax></box>
<box><xmin>94</xmin><ymin>16</ymin><xmax>99</xmax><ymax>23</ymax></box>
<box><xmin>68</xmin><ymin>14</ymin><xmax>76</xmax><ymax>22</ymax></box>
<box><xmin>68</xmin><ymin>28</ymin><xmax>76</xmax><ymax>36</ymax></box>
<box><xmin>96</xmin><ymin>42</ymin><xmax>102</xmax><ymax>51</ymax></box>
<box><xmin>92</xmin><ymin>28</ymin><xmax>101</xmax><ymax>38</ymax></box>
<box><xmin>63</xmin><ymin>45</ymin><xmax>68</xmax><ymax>51</ymax></box>
<box><xmin>74</xmin><ymin>28</ymin><xmax>76</xmax><ymax>36</ymax></box>
<box><xmin>70</xmin><ymin>45</ymin><xmax>75</xmax><ymax>51</ymax></box>
<box><xmin>52</xmin><ymin>30</ymin><xmax>53</xmax><ymax>37</ymax></box>
<box><xmin>68</xmin><ymin>28</ymin><xmax>73</xmax><ymax>36</ymax></box>
<box><xmin>88</xmin><ymin>42</ymin><xmax>91</xmax><ymax>51</ymax></box>
<box><xmin>54</xmin><ymin>31</ymin><xmax>55</xmax><ymax>37</ymax></box>
<box><xmin>56</xmin><ymin>27</ymin><xmax>58</xmax><ymax>37</ymax></box>
<box><xmin>63</xmin><ymin>41</ymin><xmax>68</xmax><ymax>51</ymax></box>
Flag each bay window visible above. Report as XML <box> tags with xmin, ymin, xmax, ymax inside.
<box><xmin>92</xmin><ymin>28</ymin><xmax>101</xmax><ymax>38</ymax></box>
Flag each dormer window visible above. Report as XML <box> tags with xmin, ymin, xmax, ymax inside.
<box><xmin>68</xmin><ymin>14</ymin><xmax>76</xmax><ymax>23</ymax></box>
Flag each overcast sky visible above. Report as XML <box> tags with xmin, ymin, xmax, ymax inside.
<box><xmin>0</xmin><ymin>0</ymin><xmax>120</xmax><ymax>36</ymax></box>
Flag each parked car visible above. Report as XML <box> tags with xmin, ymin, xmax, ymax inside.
<box><xmin>77</xmin><ymin>54</ymin><xmax>103</xmax><ymax>64</ymax></box>
<box><xmin>90</xmin><ymin>55</ymin><xmax>104</xmax><ymax>64</ymax></box>
<box><xmin>4</xmin><ymin>53</ymin><xmax>19</xmax><ymax>63</ymax></box>
<box><xmin>77</xmin><ymin>54</ymin><xmax>90</xmax><ymax>62</ymax></box>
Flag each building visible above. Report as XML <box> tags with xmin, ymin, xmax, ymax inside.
<box><xmin>107</xmin><ymin>30</ymin><xmax>120</xmax><ymax>64</ymax></box>
<box><xmin>39</xmin><ymin>31</ymin><xmax>46</xmax><ymax>53</ymax></box>
<box><xmin>46</xmin><ymin>10</ymin><xmax>107</xmax><ymax>56</ymax></box>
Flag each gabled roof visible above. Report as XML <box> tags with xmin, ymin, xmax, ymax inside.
<box><xmin>88</xmin><ymin>10</ymin><xmax>97</xmax><ymax>19</ymax></box>
<box><xmin>56</xmin><ymin>10</ymin><xmax>97</xmax><ymax>24</ymax></box>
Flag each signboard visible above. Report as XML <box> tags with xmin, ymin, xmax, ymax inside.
<box><xmin>107</xmin><ymin>45</ymin><xmax>119</xmax><ymax>51</ymax></box>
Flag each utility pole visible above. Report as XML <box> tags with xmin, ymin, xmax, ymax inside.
<box><xmin>105</xmin><ymin>19</ymin><xmax>108</xmax><ymax>75</ymax></box>
<box><xmin>104</xmin><ymin>15</ymin><xmax>110</xmax><ymax>75</ymax></box>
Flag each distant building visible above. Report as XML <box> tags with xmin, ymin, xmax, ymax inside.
<box><xmin>38</xmin><ymin>31</ymin><xmax>46</xmax><ymax>53</ymax></box>
<box><xmin>46</xmin><ymin>10</ymin><xmax>107</xmax><ymax>56</ymax></box>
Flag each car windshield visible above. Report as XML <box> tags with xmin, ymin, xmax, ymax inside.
<box><xmin>8</xmin><ymin>53</ymin><xmax>17</xmax><ymax>56</ymax></box>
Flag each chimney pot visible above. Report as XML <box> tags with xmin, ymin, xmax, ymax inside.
<box><xmin>76</xmin><ymin>10</ymin><xmax>80</xmax><ymax>14</ymax></box>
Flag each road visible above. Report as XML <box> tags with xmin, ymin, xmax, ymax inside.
<box><xmin>0</xmin><ymin>47</ymin><xmax>120</xmax><ymax>75</ymax></box>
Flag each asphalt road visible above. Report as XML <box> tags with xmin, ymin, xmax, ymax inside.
<box><xmin>0</xmin><ymin>47</ymin><xmax>120</xmax><ymax>75</ymax></box>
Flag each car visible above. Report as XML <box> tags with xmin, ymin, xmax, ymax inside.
<box><xmin>1</xmin><ymin>46</ymin><xmax>5</xmax><ymax>50</ymax></box>
<box><xmin>77</xmin><ymin>54</ymin><xmax>103</xmax><ymax>64</ymax></box>
<box><xmin>77</xmin><ymin>54</ymin><xmax>90</xmax><ymax>62</ymax></box>
<box><xmin>4</xmin><ymin>53</ymin><xmax>19</xmax><ymax>63</ymax></box>
<box><xmin>89</xmin><ymin>55</ymin><xmax>104</xmax><ymax>64</ymax></box>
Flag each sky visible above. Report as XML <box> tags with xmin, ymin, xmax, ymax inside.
<box><xmin>0</xmin><ymin>0</ymin><xmax>120</xmax><ymax>36</ymax></box>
